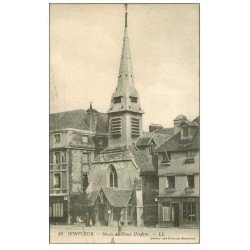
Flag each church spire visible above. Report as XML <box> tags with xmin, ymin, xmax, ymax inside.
<box><xmin>108</xmin><ymin>4</ymin><xmax>144</xmax><ymax>147</ymax></box>
<box><xmin>108</xmin><ymin>4</ymin><xmax>143</xmax><ymax>114</ymax></box>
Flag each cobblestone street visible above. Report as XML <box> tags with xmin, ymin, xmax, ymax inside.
<box><xmin>50</xmin><ymin>224</ymin><xmax>199</xmax><ymax>243</ymax></box>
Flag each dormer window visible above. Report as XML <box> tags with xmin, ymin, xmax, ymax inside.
<box><xmin>130</xmin><ymin>96</ymin><xmax>138</xmax><ymax>103</ymax></box>
<box><xmin>182</xmin><ymin>126</ymin><xmax>189</xmax><ymax>137</ymax></box>
<box><xmin>54</xmin><ymin>134</ymin><xmax>61</xmax><ymax>143</ymax></box>
<box><xmin>149</xmin><ymin>143</ymin><xmax>154</xmax><ymax>155</ymax></box>
<box><xmin>113</xmin><ymin>96</ymin><xmax>122</xmax><ymax>103</ymax></box>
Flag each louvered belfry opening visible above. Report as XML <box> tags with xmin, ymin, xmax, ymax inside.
<box><xmin>110</xmin><ymin>117</ymin><xmax>122</xmax><ymax>138</ymax></box>
<box><xmin>131</xmin><ymin>117</ymin><xmax>140</xmax><ymax>138</ymax></box>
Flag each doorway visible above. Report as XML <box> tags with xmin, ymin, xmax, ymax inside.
<box><xmin>99</xmin><ymin>204</ymin><xmax>105</xmax><ymax>222</ymax></box>
<box><xmin>172</xmin><ymin>203</ymin><xmax>179</xmax><ymax>227</ymax></box>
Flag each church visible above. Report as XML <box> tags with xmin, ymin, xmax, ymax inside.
<box><xmin>84</xmin><ymin>6</ymin><xmax>159</xmax><ymax>227</ymax></box>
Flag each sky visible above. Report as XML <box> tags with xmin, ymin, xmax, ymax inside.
<box><xmin>50</xmin><ymin>4</ymin><xmax>199</xmax><ymax>130</ymax></box>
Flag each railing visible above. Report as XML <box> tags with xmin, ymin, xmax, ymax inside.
<box><xmin>161</xmin><ymin>160</ymin><xmax>171</xmax><ymax>166</ymax></box>
<box><xmin>164</xmin><ymin>187</ymin><xmax>176</xmax><ymax>193</ymax></box>
<box><xmin>50</xmin><ymin>189</ymin><xmax>68</xmax><ymax>195</ymax></box>
<box><xmin>185</xmin><ymin>187</ymin><xmax>195</xmax><ymax>193</ymax></box>
<box><xmin>184</xmin><ymin>157</ymin><xmax>194</xmax><ymax>164</ymax></box>
<box><xmin>49</xmin><ymin>163</ymin><xmax>68</xmax><ymax>171</ymax></box>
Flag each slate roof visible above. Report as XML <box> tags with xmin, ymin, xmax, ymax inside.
<box><xmin>140</xmin><ymin>132</ymin><xmax>174</xmax><ymax>150</ymax></box>
<box><xmin>155</xmin><ymin>116</ymin><xmax>200</xmax><ymax>153</ymax></box>
<box><xmin>96</xmin><ymin>145</ymin><xmax>156</xmax><ymax>174</ymax></box>
<box><xmin>153</xmin><ymin>127</ymin><xmax>175</xmax><ymax>135</ymax></box>
<box><xmin>136</xmin><ymin>137</ymin><xmax>153</xmax><ymax>147</ymax></box>
<box><xmin>87</xmin><ymin>188</ymin><xmax>132</xmax><ymax>207</ymax></box>
<box><xmin>128</xmin><ymin>146</ymin><xmax>156</xmax><ymax>173</ymax></box>
<box><xmin>180</xmin><ymin>120</ymin><xmax>198</xmax><ymax>127</ymax></box>
<box><xmin>50</xmin><ymin>109</ymin><xmax>108</xmax><ymax>133</ymax></box>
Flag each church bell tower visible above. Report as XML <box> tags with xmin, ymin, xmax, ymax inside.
<box><xmin>107</xmin><ymin>4</ymin><xmax>144</xmax><ymax>147</ymax></box>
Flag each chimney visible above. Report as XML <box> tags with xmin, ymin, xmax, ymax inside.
<box><xmin>87</xmin><ymin>102</ymin><xmax>98</xmax><ymax>132</ymax></box>
<box><xmin>174</xmin><ymin>114</ymin><xmax>187</xmax><ymax>135</ymax></box>
<box><xmin>149</xmin><ymin>124</ymin><xmax>163</xmax><ymax>132</ymax></box>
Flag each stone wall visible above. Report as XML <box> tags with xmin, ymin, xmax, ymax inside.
<box><xmin>88</xmin><ymin>160</ymin><xmax>140</xmax><ymax>191</ymax></box>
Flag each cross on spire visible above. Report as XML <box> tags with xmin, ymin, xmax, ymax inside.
<box><xmin>124</xmin><ymin>4</ymin><xmax>128</xmax><ymax>27</ymax></box>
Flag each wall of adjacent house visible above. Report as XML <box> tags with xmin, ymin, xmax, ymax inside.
<box><xmin>158</xmin><ymin>150</ymin><xmax>199</xmax><ymax>176</ymax></box>
<box><xmin>50</xmin><ymin>131</ymin><xmax>70</xmax><ymax>148</ymax></box>
<box><xmin>69</xmin><ymin>149</ymin><xmax>89</xmax><ymax>192</ymax></box>
<box><xmin>50</xmin><ymin>130</ymin><xmax>94</xmax><ymax>149</ymax></box>
<box><xmin>158</xmin><ymin>149</ymin><xmax>199</xmax><ymax>195</ymax></box>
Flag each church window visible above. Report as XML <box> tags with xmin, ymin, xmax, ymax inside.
<box><xmin>114</xmin><ymin>96</ymin><xmax>122</xmax><ymax>103</ymax></box>
<box><xmin>109</xmin><ymin>165</ymin><xmax>118</xmax><ymax>188</ymax></box>
<box><xmin>111</xmin><ymin>117</ymin><xmax>122</xmax><ymax>138</ymax></box>
<box><xmin>129</xmin><ymin>96</ymin><xmax>138</xmax><ymax>103</ymax></box>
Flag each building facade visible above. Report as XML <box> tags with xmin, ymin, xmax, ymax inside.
<box><xmin>155</xmin><ymin>115</ymin><xmax>200</xmax><ymax>227</ymax></box>
<box><xmin>49</xmin><ymin>109</ymin><xmax>109</xmax><ymax>224</ymax></box>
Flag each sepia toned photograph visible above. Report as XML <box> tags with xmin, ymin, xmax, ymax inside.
<box><xmin>49</xmin><ymin>3</ymin><xmax>199</xmax><ymax>244</ymax></box>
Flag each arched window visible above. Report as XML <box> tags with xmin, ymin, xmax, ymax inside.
<box><xmin>109</xmin><ymin>165</ymin><xmax>118</xmax><ymax>188</ymax></box>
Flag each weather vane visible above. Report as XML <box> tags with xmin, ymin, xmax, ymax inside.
<box><xmin>124</xmin><ymin>3</ymin><xmax>128</xmax><ymax>13</ymax></box>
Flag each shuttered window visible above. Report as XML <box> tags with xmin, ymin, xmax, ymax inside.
<box><xmin>183</xmin><ymin>202</ymin><xmax>196</xmax><ymax>222</ymax></box>
<box><xmin>53</xmin><ymin>173</ymin><xmax>61</xmax><ymax>189</ymax></box>
<box><xmin>113</xmin><ymin>96</ymin><xmax>122</xmax><ymax>103</ymax></box>
<box><xmin>131</xmin><ymin>117</ymin><xmax>140</xmax><ymax>137</ymax></box>
<box><xmin>49</xmin><ymin>203</ymin><xmax>64</xmax><ymax>217</ymax></box>
<box><xmin>166</xmin><ymin>175</ymin><xmax>175</xmax><ymax>188</ymax></box>
<box><xmin>110</xmin><ymin>118</ymin><xmax>122</xmax><ymax>138</ymax></box>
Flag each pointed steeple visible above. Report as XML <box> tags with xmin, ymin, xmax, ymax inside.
<box><xmin>108</xmin><ymin>4</ymin><xmax>144</xmax><ymax>114</ymax></box>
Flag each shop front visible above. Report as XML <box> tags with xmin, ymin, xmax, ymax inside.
<box><xmin>49</xmin><ymin>195</ymin><xmax>69</xmax><ymax>224</ymax></box>
<box><xmin>158</xmin><ymin>196</ymin><xmax>199</xmax><ymax>228</ymax></box>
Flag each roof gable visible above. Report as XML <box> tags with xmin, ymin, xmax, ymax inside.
<box><xmin>155</xmin><ymin>116</ymin><xmax>200</xmax><ymax>153</ymax></box>
<box><xmin>87</xmin><ymin>188</ymin><xmax>132</xmax><ymax>208</ymax></box>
